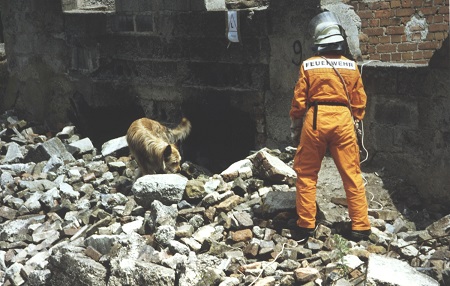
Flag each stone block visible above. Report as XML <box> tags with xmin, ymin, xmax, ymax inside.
<box><xmin>136</xmin><ymin>14</ymin><xmax>153</xmax><ymax>32</ymax></box>
<box><xmin>114</xmin><ymin>15</ymin><xmax>135</xmax><ymax>32</ymax></box>
<box><xmin>115</xmin><ymin>0</ymin><xmax>137</xmax><ymax>12</ymax></box>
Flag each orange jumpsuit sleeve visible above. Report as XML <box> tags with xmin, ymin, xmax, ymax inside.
<box><xmin>290</xmin><ymin>64</ymin><xmax>308</xmax><ymax>120</ymax></box>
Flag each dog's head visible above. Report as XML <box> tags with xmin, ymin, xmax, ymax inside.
<box><xmin>162</xmin><ymin>144</ymin><xmax>182</xmax><ymax>173</ymax></box>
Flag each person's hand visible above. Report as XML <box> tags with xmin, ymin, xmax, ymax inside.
<box><xmin>354</xmin><ymin>119</ymin><xmax>363</xmax><ymax>148</ymax></box>
<box><xmin>290</xmin><ymin>118</ymin><xmax>303</xmax><ymax>147</ymax></box>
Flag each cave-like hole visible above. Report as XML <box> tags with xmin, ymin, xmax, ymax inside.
<box><xmin>69</xmin><ymin>95</ymin><xmax>145</xmax><ymax>151</ymax></box>
<box><xmin>69</xmin><ymin>94</ymin><xmax>256</xmax><ymax>174</ymax></box>
<box><xmin>182</xmin><ymin>97</ymin><xmax>256</xmax><ymax>174</ymax></box>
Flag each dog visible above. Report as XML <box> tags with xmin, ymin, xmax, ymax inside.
<box><xmin>126</xmin><ymin>117</ymin><xmax>191</xmax><ymax>176</ymax></box>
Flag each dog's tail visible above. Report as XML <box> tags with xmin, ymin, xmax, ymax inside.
<box><xmin>170</xmin><ymin>117</ymin><xmax>191</xmax><ymax>142</ymax></box>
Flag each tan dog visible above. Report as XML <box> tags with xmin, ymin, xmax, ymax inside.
<box><xmin>126</xmin><ymin>117</ymin><xmax>191</xmax><ymax>176</ymax></box>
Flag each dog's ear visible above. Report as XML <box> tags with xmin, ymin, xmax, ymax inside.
<box><xmin>163</xmin><ymin>144</ymin><xmax>172</xmax><ymax>158</ymax></box>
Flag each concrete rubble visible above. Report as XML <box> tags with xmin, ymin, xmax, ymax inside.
<box><xmin>1</xmin><ymin>111</ymin><xmax>449</xmax><ymax>286</ymax></box>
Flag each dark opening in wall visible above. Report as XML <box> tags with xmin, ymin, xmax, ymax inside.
<box><xmin>69</xmin><ymin>92</ymin><xmax>256</xmax><ymax>174</ymax></box>
<box><xmin>69</xmin><ymin>92</ymin><xmax>145</xmax><ymax>150</ymax></box>
<box><xmin>181</xmin><ymin>96</ymin><xmax>256</xmax><ymax>174</ymax></box>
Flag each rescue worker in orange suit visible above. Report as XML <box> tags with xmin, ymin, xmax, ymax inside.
<box><xmin>290</xmin><ymin>11</ymin><xmax>371</xmax><ymax>241</ymax></box>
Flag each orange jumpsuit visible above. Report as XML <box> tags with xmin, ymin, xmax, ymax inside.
<box><xmin>290</xmin><ymin>54</ymin><xmax>371</xmax><ymax>231</ymax></box>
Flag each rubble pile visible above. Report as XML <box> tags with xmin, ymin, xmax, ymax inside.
<box><xmin>1</xmin><ymin>111</ymin><xmax>449</xmax><ymax>286</ymax></box>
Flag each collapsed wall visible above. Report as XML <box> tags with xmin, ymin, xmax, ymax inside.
<box><xmin>0</xmin><ymin>0</ymin><xmax>449</xmax><ymax>204</ymax></box>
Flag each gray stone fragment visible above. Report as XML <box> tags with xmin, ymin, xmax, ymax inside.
<box><xmin>43</xmin><ymin>155</ymin><xmax>64</xmax><ymax>173</ymax></box>
<box><xmin>367</xmin><ymin>254</ymin><xmax>439</xmax><ymax>286</ymax></box>
<box><xmin>108</xmin><ymin>260</ymin><xmax>175</xmax><ymax>286</ymax></box>
<box><xmin>132</xmin><ymin>174</ymin><xmax>188</xmax><ymax>207</ymax></box>
<box><xmin>231</xmin><ymin>211</ymin><xmax>254</xmax><ymax>229</ymax></box>
<box><xmin>0</xmin><ymin>206</ymin><xmax>17</xmax><ymax>220</ymax></box>
<box><xmin>56</xmin><ymin>126</ymin><xmax>76</xmax><ymax>139</ymax></box>
<box><xmin>84</xmin><ymin>235</ymin><xmax>122</xmax><ymax>255</ymax></box>
<box><xmin>49</xmin><ymin>252</ymin><xmax>107</xmax><ymax>286</ymax></box>
<box><xmin>0</xmin><ymin>163</ymin><xmax>35</xmax><ymax>173</ymax></box>
<box><xmin>154</xmin><ymin>225</ymin><xmax>176</xmax><ymax>247</ymax></box>
<box><xmin>426</xmin><ymin>214</ymin><xmax>450</xmax><ymax>238</ymax></box>
<box><xmin>27</xmin><ymin>269</ymin><xmax>51</xmax><ymax>285</ymax></box>
<box><xmin>69</xmin><ymin>137</ymin><xmax>95</xmax><ymax>154</ymax></box>
<box><xmin>220</xmin><ymin>159</ymin><xmax>252</xmax><ymax>181</ymax></box>
<box><xmin>0</xmin><ymin>251</ymin><xmax>6</xmax><ymax>271</ymax></box>
<box><xmin>19</xmin><ymin>179</ymin><xmax>57</xmax><ymax>192</ymax></box>
<box><xmin>26</xmin><ymin>251</ymin><xmax>51</xmax><ymax>269</ymax></box>
<box><xmin>25</xmin><ymin>137</ymin><xmax>75</xmax><ymax>163</ymax></box>
<box><xmin>2</xmin><ymin>142</ymin><xmax>24</xmax><ymax>163</ymax></box>
<box><xmin>5</xmin><ymin>262</ymin><xmax>25</xmax><ymax>285</ymax></box>
<box><xmin>59</xmin><ymin>182</ymin><xmax>80</xmax><ymax>199</ymax></box>
<box><xmin>250</xmin><ymin>150</ymin><xmax>296</xmax><ymax>183</ymax></box>
<box><xmin>101</xmin><ymin>136</ymin><xmax>128</xmax><ymax>157</ymax></box>
<box><xmin>260</xmin><ymin>190</ymin><xmax>296</xmax><ymax>215</ymax></box>
<box><xmin>0</xmin><ymin>171</ymin><xmax>14</xmax><ymax>186</ymax></box>
<box><xmin>168</xmin><ymin>240</ymin><xmax>190</xmax><ymax>256</ymax></box>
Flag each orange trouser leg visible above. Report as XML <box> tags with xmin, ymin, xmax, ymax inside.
<box><xmin>328</xmin><ymin>112</ymin><xmax>371</xmax><ymax>231</ymax></box>
<box><xmin>293</xmin><ymin>110</ymin><xmax>327</xmax><ymax>229</ymax></box>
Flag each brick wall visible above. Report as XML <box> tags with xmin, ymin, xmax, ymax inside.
<box><xmin>349</xmin><ymin>0</ymin><xmax>449</xmax><ymax>63</ymax></box>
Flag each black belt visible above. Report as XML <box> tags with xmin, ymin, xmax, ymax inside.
<box><xmin>309</xmin><ymin>101</ymin><xmax>348</xmax><ymax>130</ymax></box>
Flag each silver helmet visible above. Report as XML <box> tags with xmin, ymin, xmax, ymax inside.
<box><xmin>308</xmin><ymin>11</ymin><xmax>344</xmax><ymax>45</ymax></box>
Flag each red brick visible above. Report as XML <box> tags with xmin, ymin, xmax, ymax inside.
<box><xmin>375</xmin><ymin>10</ymin><xmax>393</xmax><ymax>18</ymax></box>
<box><xmin>359</xmin><ymin>33</ymin><xmax>370</xmax><ymax>42</ymax></box>
<box><xmin>392</xmin><ymin>53</ymin><xmax>402</xmax><ymax>61</ymax></box>
<box><xmin>422</xmin><ymin>50</ymin><xmax>434</xmax><ymax>59</ymax></box>
<box><xmin>355</xmin><ymin>2</ymin><xmax>368</xmax><ymax>10</ymax></box>
<box><xmin>425</xmin><ymin>33</ymin><xmax>435</xmax><ymax>41</ymax></box>
<box><xmin>369</xmin><ymin>36</ymin><xmax>380</xmax><ymax>44</ymax></box>
<box><xmin>408</xmin><ymin>24</ymin><xmax>426</xmax><ymax>32</ymax></box>
<box><xmin>368</xmin><ymin>19</ymin><xmax>380</xmax><ymax>27</ymax></box>
<box><xmin>438</xmin><ymin>6</ymin><xmax>449</xmax><ymax>14</ymax></box>
<box><xmin>386</xmin><ymin>26</ymin><xmax>405</xmax><ymax>35</ymax></box>
<box><xmin>363</xmin><ymin>27</ymin><xmax>385</xmax><ymax>36</ymax></box>
<box><xmin>433</xmin><ymin>0</ymin><xmax>445</xmax><ymax>4</ymax></box>
<box><xmin>396</xmin><ymin>8</ymin><xmax>415</xmax><ymax>16</ymax></box>
<box><xmin>418</xmin><ymin>41</ymin><xmax>440</xmax><ymax>50</ymax></box>
<box><xmin>401</xmin><ymin>0</ymin><xmax>412</xmax><ymax>8</ymax></box>
<box><xmin>368</xmin><ymin>2</ymin><xmax>381</xmax><ymax>10</ymax></box>
<box><xmin>390</xmin><ymin>17</ymin><xmax>403</xmax><ymax>26</ymax></box>
<box><xmin>381</xmin><ymin>53</ymin><xmax>391</xmax><ymax>61</ymax></box>
<box><xmin>429</xmin><ymin>23</ymin><xmax>449</xmax><ymax>32</ymax></box>
<box><xmin>380</xmin><ymin>2</ymin><xmax>391</xmax><ymax>9</ymax></box>
<box><xmin>358</xmin><ymin>10</ymin><xmax>373</xmax><ymax>19</ymax></box>
<box><xmin>435</xmin><ymin>32</ymin><xmax>447</xmax><ymax>40</ymax></box>
<box><xmin>360</xmin><ymin>44</ymin><xmax>368</xmax><ymax>54</ymax></box>
<box><xmin>391</xmin><ymin>35</ymin><xmax>404</xmax><ymax>43</ymax></box>
<box><xmin>377</xmin><ymin>43</ymin><xmax>397</xmax><ymax>53</ymax></box>
<box><xmin>411</xmin><ymin>0</ymin><xmax>425</xmax><ymax>8</ymax></box>
<box><xmin>369</xmin><ymin>54</ymin><xmax>381</xmax><ymax>61</ymax></box>
<box><xmin>431</xmin><ymin>15</ymin><xmax>445</xmax><ymax>24</ymax></box>
<box><xmin>361</xmin><ymin>19</ymin><xmax>369</xmax><ymax>28</ymax></box>
<box><xmin>380</xmin><ymin>18</ymin><xmax>391</xmax><ymax>26</ymax></box>
<box><xmin>412</xmin><ymin>51</ymin><xmax>424</xmax><ymax>59</ymax></box>
<box><xmin>411</xmin><ymin>33</ymin><xmax>422</xmax><ymax>41</ymax></box>
<box><xmin>398</xmin><ymin>42</ymin><xmax>418</xmax><ymax>51</ymax></box>
<box><xmin>420</xmin><ymin>7</ymin><xmax>439</xmax><ymax>15</ymax></box>
<box><xmin>368</xmin><ymin>46</ymin><xmax>376</xmax><ymax>54</ymax></box>
<box><xmin>400</xmin><ymin>16</ymin><xmax>411</xmax><ymax>25</ymax></box>
<box><xmin>391</xmin><ymin>0</ymin><xmax>402</xmax><ymax>8</ymax></box>
<box><xmin>402</xmin><ymin>52</ymin><xmax>413</xmax><ymax>60</ymax></box>
<box><xmin>379</xmin><ymin>35</ymin><xmax>391</xmax><ymax>43</ymax></box>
